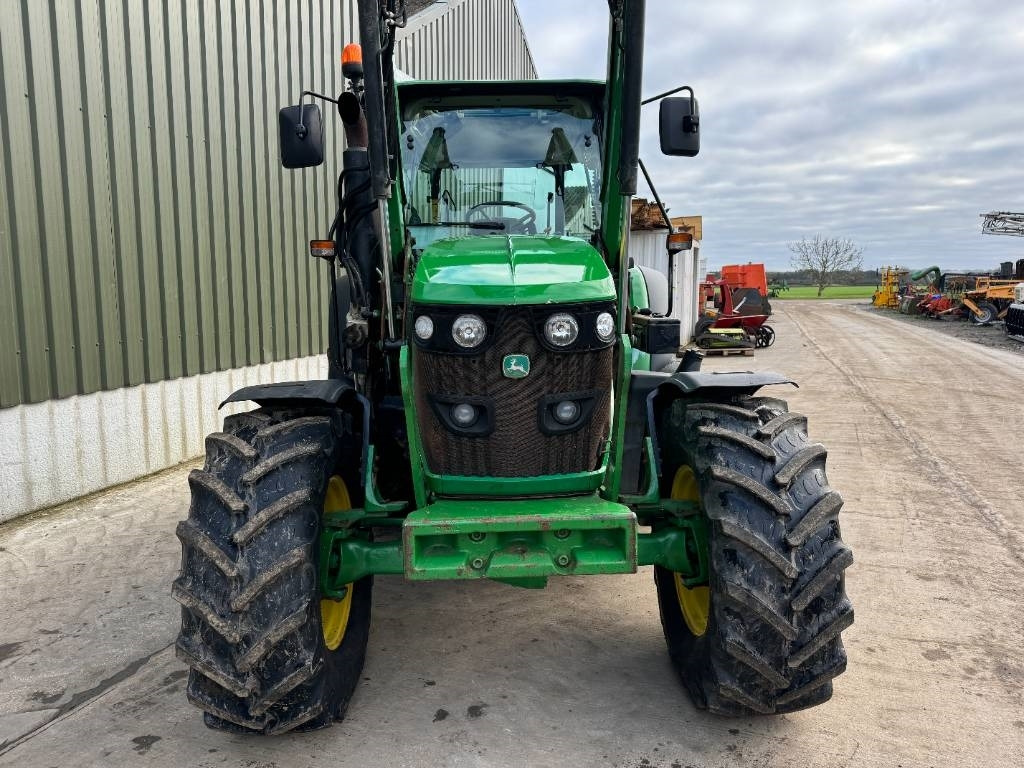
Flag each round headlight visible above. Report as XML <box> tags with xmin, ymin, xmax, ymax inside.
<box><xmin>595</xmin><ymin>311</ymin><xmax>615</xmax><ymax>342</ymax></box>
<box><xmin>544</xmin><ymin>313</ymin><xmax>579</xmax><ymax>347</ymax></box>
<box><xmin>452</xmin><ymin>314</ymin><xmax>487</xmax><ymax>348</ymax></box>
<box><xmin>553</xmin><ymin>400</ymin><xmax>580</xmax><ymax>424</ymax></box>
<box><xmin>414</xmin><ymin>315</ymin><xmax>434</xmax><ymax>340</ymax></box>
<box><xmin>451</xmin><ymin>403</ymin><xmax>477</xmax><ymax>427</ymax></box>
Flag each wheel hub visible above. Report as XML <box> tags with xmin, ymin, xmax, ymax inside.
<box><xmin>321</xmin><ymin>476</ymin><xmax>355</xmax><ymax>651</ymax></box>
<box><xmin>671</xmin><ymin>466</ymin><xmax>710</xmax><ymax>637</ymax></box>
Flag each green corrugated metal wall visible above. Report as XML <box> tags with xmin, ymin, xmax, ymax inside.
<box><xmin>0</xmin><ymin>0</ymin><xmax>536</xmax><ymax>408</ymax></box>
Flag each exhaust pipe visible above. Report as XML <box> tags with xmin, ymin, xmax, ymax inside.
<box><xmin>338</xmin><ymin>91</ymin><xmax>369</xmax><ymax>149</ymax></box>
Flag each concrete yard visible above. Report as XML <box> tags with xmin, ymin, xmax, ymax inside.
<box><xmin>1</xmin><ymin>300</ymin><xmax>1022</xmax><ymax>768</ymax></box>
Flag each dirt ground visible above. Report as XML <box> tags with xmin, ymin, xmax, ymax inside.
<box><xmin>1</xmin><ymin>299</ymin><xmax>1022</xmax><ymax>768</ymax></box>
<box><xmin>866</xmin><ymin>302</ymin><xmax>1024</xmax><ymax>356</ymax></box>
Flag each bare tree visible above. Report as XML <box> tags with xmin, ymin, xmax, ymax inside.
<box><xmin>788</xmin><ymin>235</ymin><xmax>864</xmax><ymax>296</ymax></box>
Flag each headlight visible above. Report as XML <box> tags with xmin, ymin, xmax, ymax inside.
<box><xmin>544</xmin><ymin>313</ymin><xmax>579</xmax><ymax>347</ymax></box>
<box><xmin>451</xmin><ymin>403</ymin><xmax>478</xmax><ymax>427</ymax></box>
<box><xmin>414</xmin><ymin>315</ymin><xmax>434</xmax><ymax>340</ymax></box>
<box><xmin>452</xmin><ymin>314</ymin><xmax>487</xmax><ymax>348</ymax></box>
<box><xmin>595</xmin><ymin>311</ymin><xmax>615</xmax><ymax>342</ymax></box>
<box><xmin>553</xmin><ymin>400</ymin><xmax>580</xmax><ymax>424</ymax></box>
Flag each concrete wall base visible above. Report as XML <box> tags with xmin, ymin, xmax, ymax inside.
<box><xmin>0</xmin><ymin>355</ymin><xmax>327</xmax><ymax>523</ymax></box>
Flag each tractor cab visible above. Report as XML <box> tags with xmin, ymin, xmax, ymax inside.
<box><xmin>399</xmin><ymin>81</ymin><xmax>605</xmax><ymax>246</ymax></box>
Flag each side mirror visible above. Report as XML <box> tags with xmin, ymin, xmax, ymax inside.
<box><xmin>667</xmin><ymin>231</ymin><xmax>693</xmax><ymax>254</ymax></box>
<box><xmin>279</xmin><ymin>104</ymin><xmax>324</xmax><ymax>169</ymax></box>
<box><xmin>660</xmin><ymin>95</ymin><xmax>700</xmax><ymax>157</ymax></box>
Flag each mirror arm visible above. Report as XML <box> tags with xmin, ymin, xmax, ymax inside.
<box><xmin>637</xmin><ymin>158</ymin><xmax>672</xmax><ymax>231</ymax></box>
<box><xmin>642</xmin><ymin>85</ymin><xmax>694</xmax><ymax>107</ymax></box>
<box><xmin>643</xmin><ymin>85</ymin><xmax>699</xmax><ymax>133</ymax></box>
<box><xmin>637</xmin><ymin>157</ymin><xmax>677</xmax><ymax>318</ymax></box>
<box><xmin>301</xmin><ymin>90</ymin><xmax>340</xmax><ymax>105</ymax></box>
<box><xmin>291</xmin><ymin>90</ymin><xmax>339</xmax><ymax>140</ymax></box>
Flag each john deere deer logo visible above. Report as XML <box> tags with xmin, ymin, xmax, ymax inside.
<box><xmin>502</xmin><ymin>354</ymin><xmax>530</xmax><ymax>379</ymax></box>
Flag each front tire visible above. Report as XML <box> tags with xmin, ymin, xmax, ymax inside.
<box><xmin>173</xmin><ymin>409</ymin><xmax>372</xmax><ymax>734</ymax></box>
<box><xmin>655</xmin><ymin>396</ymin><xmax>853</xmax><ymax>715</ymax></box>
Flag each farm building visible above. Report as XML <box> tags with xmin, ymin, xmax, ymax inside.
<box><xmin>0</xmin><ymin>0</ymin><xmax>536</xmax><ymax>521</ymax></box>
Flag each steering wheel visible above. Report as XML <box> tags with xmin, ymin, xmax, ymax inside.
<box><xmin>466</xmin><ymin>200</ymin><xmax>537</xmax><ymax>234</ymax></box>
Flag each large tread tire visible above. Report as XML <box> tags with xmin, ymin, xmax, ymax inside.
<box><xmin>971</xmin><ymin>301</ymin><xmax>998</xmax><ymax>325</ymax></box>
<box><xmin>173</xmin><ymin>408</ymin><xmax>372</xmax><ymax>735</ymax></box>
<box><xmin>655</xmin><ymin>395</ymin><xmax>853</xmax><ymax>715</ymax></box>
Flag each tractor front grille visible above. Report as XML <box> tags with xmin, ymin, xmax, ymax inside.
<box><xmin>413</xmin><ymin>311</ymin><xmax>614</xmax><ymax>479</ymax></box>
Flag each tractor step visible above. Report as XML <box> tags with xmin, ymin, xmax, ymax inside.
<box><xmin>402</xmin><ymin>496</ymin><xmax>637</xmax><ymax>581</ymax></box>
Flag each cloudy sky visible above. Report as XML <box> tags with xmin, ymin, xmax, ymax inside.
<box><xmin>514</xmin><ymin>0</ymin><xmax>1024</xmax><ymax>270</ymax></box>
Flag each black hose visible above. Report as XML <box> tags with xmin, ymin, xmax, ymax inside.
<box><xmin>329</xmin><ymin>260</ymin><xmax>344</xmax><ymax>376</ymax></box>
<box><xmin>340</xmin><ymin>197</ymin><xmax>376</xmax><ymax>308</ymax></box>
<box><xmin>335</xmin><ymin>172</ymin><xmax>374</xmax><ymax>308</ymax></box>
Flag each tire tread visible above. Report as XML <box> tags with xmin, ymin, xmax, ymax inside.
<box><xmin>175</xmin><ymin>408</ymin><xmax>371</xmax><ymax>735</ymax></box>
<box><xmin>655</xmin><ymin>395</ymin><xmax>853</xmax><ymax>716</ymax></box>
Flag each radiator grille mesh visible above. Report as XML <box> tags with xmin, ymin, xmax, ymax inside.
<box><xmin>413</xmin><ymin>312</ymin><xmax>613</xmax><ymax>478</ymax></box>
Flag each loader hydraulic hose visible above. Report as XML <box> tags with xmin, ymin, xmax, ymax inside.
<box><xmin>332</xmin><ymin>153</ymin><xmax>374</xmax><ymax>310</ymax></box>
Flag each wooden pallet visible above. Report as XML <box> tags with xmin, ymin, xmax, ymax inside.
<box><xmin>700</xmin><ymin>347</ymin><xmax>755</xmax><ymax>357</ymax></box>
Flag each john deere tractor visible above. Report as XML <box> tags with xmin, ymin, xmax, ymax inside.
<box><xmin>173</xmin><ymin>0</ymin><xmax>853</xmax><ymax>734</ymax></box>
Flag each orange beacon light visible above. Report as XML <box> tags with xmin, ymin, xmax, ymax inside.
<box><xmin>342</xmin><ymin>43</ymin><xmax>363</xmax><ymax>80</ymax></box>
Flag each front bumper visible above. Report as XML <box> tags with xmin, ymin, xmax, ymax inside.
<box><xmin>403</xmin><ymin>497</ymin><xmax>636</xmax><ymax>581</ymax></box>
<box><xmin>321</xmin><ymin>494</ymin><xmax>705</xmax><ymax>594</ymax></box>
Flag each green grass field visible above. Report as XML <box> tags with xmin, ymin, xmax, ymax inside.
<box><xmin>772</xmin><ymin>285</ymin><xmax>876</xmax><ymax>300</ymax></box>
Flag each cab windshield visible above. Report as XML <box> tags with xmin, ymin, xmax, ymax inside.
<box><xmin>400</xmin><ymin>96</ymin><xmax>603</xmax><ymax>248</ymax></box>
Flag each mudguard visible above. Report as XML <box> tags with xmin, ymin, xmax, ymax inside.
<box><xmin>620</xmin><ymin>369</ymin><xmax>796</xmax><ymax>496</ymax></box>
<box><xmin>220</xmin><ymin>378</ymin><xmax>371</xmax><ymax>486</ymax></box>
<box><xmin>220</xmin><ymin>378</ymin><xmax>356</xmax><ymax>408</ymax></box>
<box><xmin>653</xmin><ymin>370</ymin><xmax>796</xmax><ymax>398</ymax></box>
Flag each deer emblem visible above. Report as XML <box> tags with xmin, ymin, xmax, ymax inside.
<box><xmin>502</xmin><ymin>354</ymin><xmax>530</xmax><ymax>379</ymax></box>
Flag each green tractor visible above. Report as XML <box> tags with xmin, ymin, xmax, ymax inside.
<box><xmin>173</xmin><ymin>0</ymin><xmax>853</xmax><ymax>734</ymax></box>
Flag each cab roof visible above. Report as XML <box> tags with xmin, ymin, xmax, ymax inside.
<box><xmin>397</xmin><ymin>80</ymin><xmax>606</xmax><ymax>118</ymax></box>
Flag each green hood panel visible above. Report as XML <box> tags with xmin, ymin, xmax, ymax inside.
<box><xmin>412</xmin><ymin>235</ymin><xmax>615</xmax><ymax>305</ymax></box>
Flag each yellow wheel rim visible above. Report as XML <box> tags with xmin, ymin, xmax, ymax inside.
<box><xmin>670</xmin><ymin>466</ymin><xmax>710</xmax><ymax>637</ymax></box>
<box><xmin>321</xmin><ymin>476</ymin><xmax>354</xmax><ymax>651</ymax></box>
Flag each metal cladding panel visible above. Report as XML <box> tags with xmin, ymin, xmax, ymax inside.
<box><xmin>396</xmin><ymin>0</ymin><xmax>537</xmax><ymax>81</ymax></box>
<box><xmin>1</xmin><ymin>0</ymin><xmax>535</xmax><ymax>408</ymax></box>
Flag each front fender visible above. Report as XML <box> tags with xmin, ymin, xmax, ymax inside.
<box><xmin>620</xmin><ymin>369</ymin><xmax>796</xmax><ymax>496</ymax></box>
<box><xmin>654</xmin><ymin>370</ymin><xmax>796</xmax><ymax>399</ymax></box>
<box><xmin>219</xmin><ymin>378</ymin><xmax>357</xmax><ymax>408</ymax></box>
<box><xmin>219</xmin><ymin>378</ymin><xmax>371</xmax><ymax>490</ymax></box>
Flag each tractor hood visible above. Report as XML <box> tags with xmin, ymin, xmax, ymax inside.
<box><xmin>411</xmin><ymin>235</ymin><xmax>615</xmax><ymax>305</ymax></box>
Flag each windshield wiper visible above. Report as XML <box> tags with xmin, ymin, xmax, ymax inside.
<box><xmin>408</xmin><ymin>221</ymin><xmax>506</xmax><ymax>230</ymax></box>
